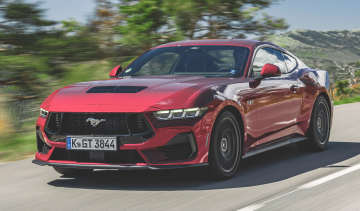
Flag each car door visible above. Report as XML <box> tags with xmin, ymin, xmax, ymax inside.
<box><xmin>247</xmin><ymin>47</ymin><xmax>302</xmax><ymax>148</ymax></box>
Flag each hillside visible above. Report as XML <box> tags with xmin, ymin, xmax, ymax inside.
<box><xmin>266</xmin><ymin>30</ymin><xmax>360</xmax><ymax>80</ymax></box>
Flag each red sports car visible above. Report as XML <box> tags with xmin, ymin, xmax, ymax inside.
<box><xmin>33</xmin><ymin>39</ymin><xmax>333</xmax><ymax>179</ymax></box>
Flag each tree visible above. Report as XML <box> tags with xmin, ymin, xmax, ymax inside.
<box><xmin>0</xmin><ymin>1</ymin><xmax>101</xmax><ymax>99</ymax></box>
<box><xmin>0</xmin><ymin>53</ymin><xmax>50</xmax><ymax>98</ymax></box>
<box><xmin>116</xmin><ymin>0</ymin><xmax>288</xmax><ymax>50</ymax></box>
<box><xmin>355</xmin><ymin>70</ymin><xmax>360</xmax><ymax>83</ymax></box>
<box><xmin>36</xmin><ymin>19</ymin><xmax>102</xmax><ymax>63</ymax></box>
<box><xmin>0</xmin><ymin>0</ymin><xmax>56</xmax><ymax>97</ymax></box>
<box><xmin>0</xmin><ymin>0</ymin><xmax>56</xmax><ymax>53</ymax></box>
<box><xmin>165</xmin><ymin>0</ymin><xmax>288</xmax><ymax>39</ymax></box>
<box><xmin>117</xmin><ymin>0</ymin><xmax>173</xmax><ymax>50</ymax></box>
<box><xmin>91</xmin><ymin>0</ymin><xmax>120</xmax><ymax>51</ymax></box>
<box><xmin>335</xmin><ymin>80</ymin><xmax>351</xmax><ymax>97</ymax></box>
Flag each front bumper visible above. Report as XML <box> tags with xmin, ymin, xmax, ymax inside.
<box><xmin>34</xmin><ymin>111</ymin><xmax>214</xmax><ymax>168</ymax></box>
<box><xmin>32</xmin><ymin>159</ymin><xmax>208</xmax><ymax>170</ymax></box>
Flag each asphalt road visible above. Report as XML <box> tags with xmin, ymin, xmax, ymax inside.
<box><xmin>1</xmin><ymin>103</ymin><xmax>360</xmax><ymax>211</ymax></box>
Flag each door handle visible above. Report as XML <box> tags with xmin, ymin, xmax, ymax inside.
<box><xmin>290</xmin><ymin>85</ymin><xmax>299</xmax><ymax>93</ymax></box>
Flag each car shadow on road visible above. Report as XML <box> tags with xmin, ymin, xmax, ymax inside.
<box><xmin>48</xmin><ymin>141</ymin><xmax>360</xmax><ymax>191</ymax></box>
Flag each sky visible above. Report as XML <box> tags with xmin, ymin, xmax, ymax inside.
<box><xmin>26</xmin><ymin>0</ymin><xmax>360</xmax><ymax>31</ymax></box>
<box><xmin>266</xmin><ymin>0</ymin><xmax>360</xmax><ymax>31</ymax></box>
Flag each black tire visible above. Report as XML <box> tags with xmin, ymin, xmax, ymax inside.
<box><xmin>305</xmin><ymin>95</ymin><xmax>331</xmax><ymax>151</ymax></box>
<box><xmin>53</xmin><ymin>167</ymin><xmax>92</xmax><ymax>176</ymax></box>
<box><xmin>209</xmin><ymin>111</ymin><xmax>242</xmax><ymax>180</ymax></box>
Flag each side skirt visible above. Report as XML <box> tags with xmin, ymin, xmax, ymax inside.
<box><xmin>242</xmin><ymin>136</ymin><xmax>307</xmax><ymax>159</ymax></box>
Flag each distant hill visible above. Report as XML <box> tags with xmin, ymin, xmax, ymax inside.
<box><xmin>266</xmin><ymin>30</ymin><xmax>360</xmax><ymax>80</ymax></box>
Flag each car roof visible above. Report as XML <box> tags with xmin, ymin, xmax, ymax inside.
<box><xmin>153</xmin><ymin>39</ymin><xmax>281</xmax><ymax>50</ymax></box>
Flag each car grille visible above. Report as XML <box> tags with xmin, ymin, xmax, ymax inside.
<box><xmin>44</xmin><ymin>112</ymin><xmax>153</xmax><ymax>143</ymax></box>
<box><xmin>62</xmin><ymin>113</ymin><xmax>129</xmax><ymax>135</ymax></box>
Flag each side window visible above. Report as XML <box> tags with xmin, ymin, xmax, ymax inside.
<box><xmin>251</xmin><ymin>47</ymin><xmax>287</xmax><ymax>77</ymax></box>
<box><xmin>283</xmin><ymin>53</ymin><xmax>297</xmax><ymax>72</ymax></box>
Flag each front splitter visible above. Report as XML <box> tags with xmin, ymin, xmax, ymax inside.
<box><xmin>32</xmin><ymin>159</ymin><xmax>208</xmax><ymax>170</ymax></box>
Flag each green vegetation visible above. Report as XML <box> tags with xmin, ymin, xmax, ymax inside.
<box><xmin>335</xmin><ymin>80</ymin><xmax>351</xmax><ymax>96</ymax></box>
<box><xmin>334</xmin><ymin>96</ymin><xmax>360</xmax><ymax>106</ymax></box>
<box><xmin>0</xmin><ymin>132</ymin><xmax>35</xmax><ymax>161</ymax></box>
<box><xmin>355</xmin><ymin>69</ymin><xmax>360</xmax><ymax>82</ymax></box>
<box><xmin>332</xmin><ymin>80</ymin><xmax>360</xmax><ymax>105</ymax></box>
<box><xmin>117</xmin><ymin>0</ymin><xmax>288</xmax><ymax>51</ymax></box>
<box><xmin>60</xmin><ymin>60</ymin><xmax>114</xmax><ymax>87</ymax></box>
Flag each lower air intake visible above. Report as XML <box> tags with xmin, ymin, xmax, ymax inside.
<box><xmin>50</xmin><ymin>148</ymin><xmax>145</xmax><ymax>164</ymax></box>
<box><xmin>142</xmin><ymin>133</ymin><xmax>197</xmax><ymax>163</ymax></box>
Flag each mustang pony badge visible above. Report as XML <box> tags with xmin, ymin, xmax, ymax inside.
<box><xmin>86</xmin><ymin>118</ymin><xmax>106</xmax><ymax>127</ymax></box>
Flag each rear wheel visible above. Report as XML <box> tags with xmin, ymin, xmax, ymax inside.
<box><xmin>53</xmin><ymin>167</ymin><xmax>92</xmax><ymax>176</ymax></box>
<box><xmin>305</xmin><ymin>95</ymin><xmax>331</xmax><ymax>151</ymax></box>
<box><xmin>209</xmin><ymin>111</ymin><xmax>242</xmax><ymax>180</ymax></box>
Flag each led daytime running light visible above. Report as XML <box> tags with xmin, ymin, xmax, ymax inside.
<box><xmin>154</xmin><ymin>107</ymin><xmax>208</xmax><ymax>120</ymax></box>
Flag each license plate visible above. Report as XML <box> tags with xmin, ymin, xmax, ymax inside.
<box><xmin>66</xmin><ymin>136</ymin><xmax>117</xmax><ymax>151</ymax></box>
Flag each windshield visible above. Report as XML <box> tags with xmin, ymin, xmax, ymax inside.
<box><xmin>120</xmin><ymin>46</ymin><xmax>250</xmax><ymax>77</ymax></box>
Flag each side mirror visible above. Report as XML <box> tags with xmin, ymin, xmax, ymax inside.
<box><xmin>249</xmin><ymin>64</ymin><xmax>281</xmax><ymax>88</ymax></box>
<box><xmin>109</xmin><ymin>65</ymin><xmax>123</xmax><ymax>78</ymax></box>
<box><xmin>260</xmin><ymin>63</ymin><xmax>281</xmax><ymax>78</ymax></box>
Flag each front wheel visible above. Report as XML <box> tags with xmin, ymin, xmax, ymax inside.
<box><xmin>305</xmin><ymin>95</ymin><xmax>331</xmax><ymax>151</ymax></box>
<box><xmin>209</xmin><ymin>111</ymin><xmax>242</xmax><ymax>180</ymax></box>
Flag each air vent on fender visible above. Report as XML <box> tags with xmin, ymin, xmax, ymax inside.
<box><xmin>87</xmin><ymin>86</ymin><xmax>147</xmax><ymax>93</ymax></box>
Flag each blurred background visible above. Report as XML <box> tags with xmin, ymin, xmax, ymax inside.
<box><xmin>0</xmin><ymin>0</ymin><xmax>359</xmax><ymax>161</ymax></box>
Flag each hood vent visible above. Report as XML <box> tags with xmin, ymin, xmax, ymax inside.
<box><xmin>87</xmin><ymin>86</ymin><xmax>147</xmax><ymax>93</ymax></box>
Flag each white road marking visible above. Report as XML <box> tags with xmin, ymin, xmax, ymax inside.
<box><xmin>299</xmin><ymin>163</ymin><xmax>360</xmax><ymax>189</ymax></box>
<box><xmin>237</xmin><ymin>163</ymin><xmax>360</xmax><ymax>211</ymax></box>
<box><xmin>237</xmin><ymin>190</ymin><xmax>297</xmax><ymax>211</ymax></box>
<box><xmin>237</xmin><ymin>204</ymin><xmax>264</xmax><ymax>211</ymax></box>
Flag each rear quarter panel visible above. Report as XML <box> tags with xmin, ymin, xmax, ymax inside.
<box><xmin>297</xmin><ymin>68</ymin><xmax>333</xmax><ymax>134</ymax></box>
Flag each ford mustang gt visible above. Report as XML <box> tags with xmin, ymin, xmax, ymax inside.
<box><xmin>33</xmin><ymin>39</ymin><xmax>333</xmax><ymax>179</ymax></box>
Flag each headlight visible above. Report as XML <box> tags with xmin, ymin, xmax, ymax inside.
<box><xmin>40</xmin><ymin>108</ymin><xmax>49</xmax><ymax>118</ymax></box>
<box><xmin>153</xmin><ymin>107</ymin><xmax>208</xmax><ymax>120</ymax></box>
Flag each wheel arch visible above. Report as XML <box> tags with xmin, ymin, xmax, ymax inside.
<box><xmin>318</xmin><ymin>92</ymin><xmax>331</xmax><ymax>108</ymax></box>
<box><xmin>210</xmin><ymin>104</ymin><xmax>245</xmax><ymax>155</ymax></box>
<box><xmin>317</xmin><ymin>91</ymin><xmax>333</xmax><ymax>126</ymax></box>
<box><xmin>221</xmin><ymin>105</ymin><xmax>244</xmax><ymax>133</ymax></box>
<box><xmin>304</xmin><ymin>90</ymin><xmax>333</xmax><ymax>135</ymax></box>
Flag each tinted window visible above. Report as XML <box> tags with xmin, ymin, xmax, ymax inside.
<box><xmin>283</xmin><ymin>53</ymin><xmax>297</xmax><ymax>72</ymax></box>
<box><xmin>121</xmin><ymin>46</ymin><xmax>250</xmax><ymax>77</ymax></box>
<box><xmin>136</xmin><ymin>52</ymin><xmax>179</xmax><ymax>76</ymax></box>
<box><xmin>207</xmin><ymin>49</ymin><xmax>235</xmax><ymax>71</ymax></box>
<box><xmin>252</xmin><ymin>47</ymin><xmax>287</xmax><ymax>77</ymax></box>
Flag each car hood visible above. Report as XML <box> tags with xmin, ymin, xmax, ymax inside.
<box><xmin>43</xmin><ymin>75</ymin><xmax>246</xmax><ymax>113</ymax></box>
